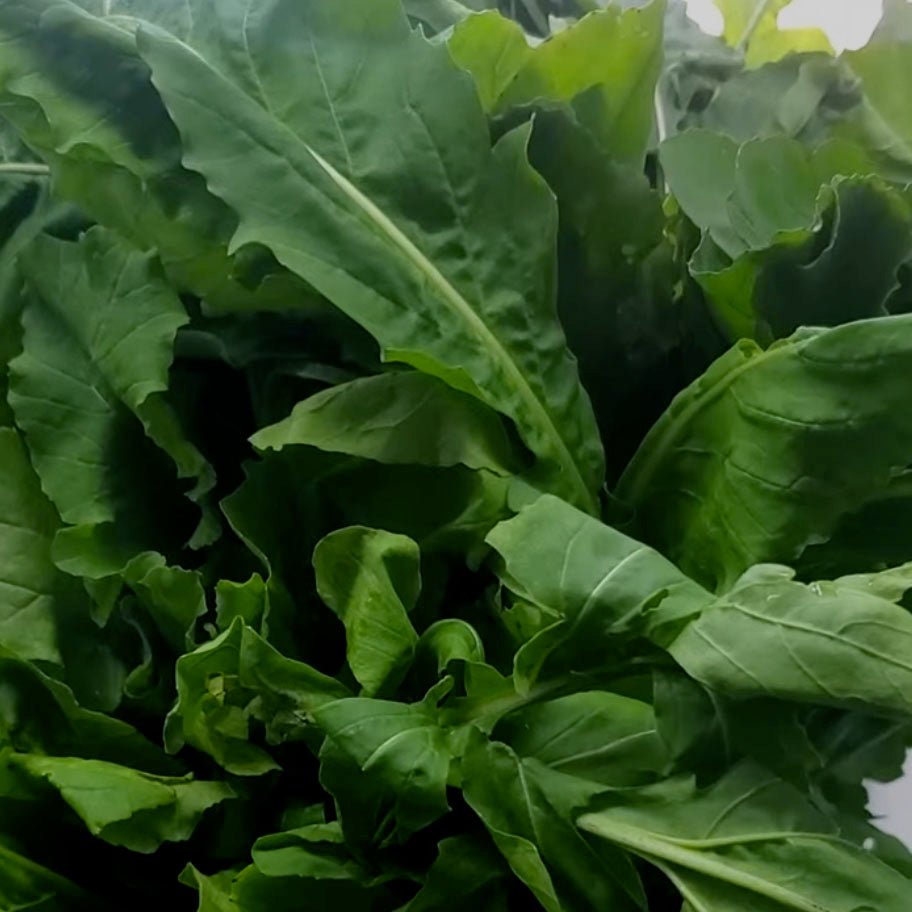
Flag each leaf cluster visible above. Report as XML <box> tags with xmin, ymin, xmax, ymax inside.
<box><xmin>0</xmin><ymin>0</ymin><xmax>911</xmax><ymax>909</ymax></box>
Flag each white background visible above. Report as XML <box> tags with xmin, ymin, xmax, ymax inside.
<box><xmin>685</xmin><ymin>0</ymin><xmax>884</xmax><ymax>50</ymax></box>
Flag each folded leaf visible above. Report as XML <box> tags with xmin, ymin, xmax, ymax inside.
<box><xmin>136</xmin><ymin>0</ymin><xmax>604</xmax><ymax>512</ymax></box>
<box><xmin>252</xmin><ymin>371</ymin><xmax>520</xmax><ymax>476</ymax></box>
<box><xmin>0</xmin><ymin>0</ymin><xmax>306</xmax><ymax>312</ymax></box>
<box><xmin>165</xmin><ymin>618</ymin><xmax>349</xmax><ymax>775</ymax></box>
<box><xmin>486</xmin><ymin>494</ymin><xmax>710</xmax><ymax>682</ymax></box>
<box><xmin>0</xmin><ymin>427</ymin><xmax>130</xmax><ymax>709</ymax></box>
<box><xmin>668</xmin><ymin>564</ymin><xmax>912</xmax><ymax>716</ymax></box>
<box><xmin>579</xmin><ymin>762</ymin><xmax>911</xmax><ymax>912</ymax></box>
<box><xmin>617</xmin><ymin>316</ymin><xmax>912</xmax><ymax>590</ymax></box>
<box><xmin>313</xmin><ymin>695</ymin><xmax>452</xmax><ymax>842</ymax></box>
<box><xmin>9</xmin><ymin>228</ymin><xmax>214</xmax><ymax>549</ymax></box>
<box><xmin>313</xmin><ymin>526</ymin><xmax>420</xmax><ymax>697</ymax></box>
<box><xmin>0</xmin><ymin>840</ymin><xmax>89</xmax><ymax>911</ymax></box>
<box><xmin>9</xmin><ymin>753</ymin><xmax>234</xmax><ymax>853</ymax></box>
<box><xmin>462</xmin><ymin>731</ymin><xmax>646</xmax><ymax>912</ymax></box>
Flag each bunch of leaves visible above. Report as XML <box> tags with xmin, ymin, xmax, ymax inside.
<box><xmin>0</xmin><ymin>0</ymin><xmax>911</xmax><ymax>909</ymax></box>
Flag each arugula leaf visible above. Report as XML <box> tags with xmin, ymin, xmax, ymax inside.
<box><xmin>314</xmin><ymin>692</ymin><xmax>452</xmax><ymax>843</ymax></box>
<box><xmin>313</xmin><ymin>526</ymin><xmax>421</xmax><ymax>697</ymax></box>
<box><xmin>0</xmin><ymin>0</ymin><xmax>306</xmax><ymax>312</ymax></box>
<box><xmin>617</xmin><ymin>316</ymin><xmax>912</xmax><ymax>590</ymax></box>
<box><xmin>669</xmin><ymin>564</ymin><xmax>912</xmax><ymax>715</ymax></box>
<box><xmin>252</xmin><ymin>371</ymin><xmax>521</xmax><ymax>476</ymax></box>
<box><xmin>136</xmin><ymin>0</ymin><xmax>604</xmax><ymax>513</ymax></box>
<box><xmin>401</xmin><ymin>834</ymin><xmax>512</xmax><ymax>912</ymax></box>
<box><xmin>493</xmin><ymin>690</ymin><xmax>669</xmax><ymax>785</ymax></box>
<box><xmin>0</xmin><ymin>839</ymin><xmax>89</xmax><ymax>911</ymax></box>
<box><xmin>579</xmin><ymin>762</ymin><xmax>912</xmax><ymax>912</ymax></box>
<box><xmin>9</xmin><ymin>228</ymin><xmax>214</xmax><ymax>550</ymax></box>
<box><xmin>5</xmin><ymin>753</ymin><xmax>234</xmax><ymax>853</ymax></box>
<box><xmin>165</xmin><ymin>617</ymin><xmax>349</xmax><ymax>774</ymax></box>
<box><xmin>462</xmin><ymin>731</ymin><xmax>647</xmax><ymax>912</ymax></box>
<box><xmin>0</xmin><ymin>2</ymin><xmax>910</xmax><ymax>908</ymax></box>
<box><xmin>0</xmin><ymin>427</ymin><xmax>131</xmax><ymax>709</ymax></box>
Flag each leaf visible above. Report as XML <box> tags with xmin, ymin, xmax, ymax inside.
<box><xmin>136</xmin><ymin>0</ymin><xmax>604</xmax><ymax>513</ymax></box>
<box><xmin>667</xmin><ymin>564</ymin><xmax>912</xmax><ymax>716</ymax></box>
<box><xmin>448</xmin><ymin>11</ymin><xmax>531</xmax><ymax>112</ymax></box>
<box><xmin>493</xmin><ymin>690</ymin><xmax>669</xmax><ymax>785</ymax></box>
<box><xmin>462</xmin><ymin>731</ymin><xmax>647</xmax><ymax>912</ymax></box>
<box><xmin>700</xmin><ymin>176</ymin><xmax>912</xmax><ymax>341</ymax></box>
<box><xmin>313</xmin><ymin>527</ymin><xmax>420</xmax><ymax>697</ymax></box>
<box><xmin>0</xmin><ymin>427</ymin><xmax>85</xmax><ymax>665</ymax></box>
<box><xmin>0</xmin><ymin>840</ymin><xmax>89</xmax><ymax>911</ymax></box>
<box><xmin>402</xmin><ymin>834</ymin><xmax>512</xmax><ymax>912</ymax></box>
<box><xmin>179</xmin><ymin>864</ymin><xmax>242</xmax><ymax>912</ymax></box>
<box><xmin>486</xmin><ymin>494</ymin><xmax>711</xmax><ymax>682</ymax></box>
<box><xmin>251</xmin><ymin>371</ymin><xmax>521</xmax><ymax>476</ymax></box>
<box><xmin>662</xmin><ymin>131</ymin><xmax>912</xmax><ymax>340</ymax></box>
<box><xmin>490</xmin><ymin>496</ymin><xmax>912</xmax><ymax>717</ymax></box>
<box><xmin>0</xmin><ymin>166</ymin><xmax>77</xmax><ymax>428</ymax></box>
<box><xmin>520</xmin><ymin>109</ymin><xmax>666</xmax><ymax>477</ymax></box>
<box><xmin>215</xmin><ymin>574</ymin><xmax>268</xmax><ymax>632</ymax></box>
<box><xmin>313</xmin><ymin>694</ymin><xmax>452</xmax><ymax>842</ymax></box>
<box><xmin>0</xmin><ymin>0</ymin><xmax>305</xmax><ymax>312</ymax></box>
<box><xmin>682</xmin><ymin>55</ymin><xmax>860</xmax><ymax>145</ymax></box>
<box><xmin>0</xmin><ymin>644</ymin><xmax>174</xmax><ymax>772</ymax></box>
<box><xmin>251</xmin><ymin>821</ymin><xmax>368</xmax><ymax>881</ymax></box>
<box><xmin>496</xmin><ymin>1</ymin><xmax>666</xmax><ymax>162</ymax></box>
<box><xmin>8</xmin><ymin>753</ymin><xmax>234</xmax><ymax>853</ymax></box>
<box><xmin>843</xmin><ymin>31</ymin><xmax>912</xmax><ymax>175</ymax></box>
<box><xmin>8</xmin><ymin>228</ymin><xmax>214</xmax><ymax>551</ymax></box>
<box><xmin>713</xmin><ymin>0</ymin><xmax>832</xmax><ymax>66</ymax></box>
<box><xmin>414</xmin><ymin>618</ymin><xmax>485</xmax><ymax>678</ymax></box>
<box><xmin>52</xmin><ymin>526</ymin><xmax>208</xmax><ymax>647</ymax></box>
<box><xmin>229</xmin><ymin>863</ymin><xmax>402</xmax><ymax>912</ymax></box>
<box><xmin>616</xmin><ymin>316</ymin><xmax>912</xmax><ymax>590</ymax></box>
<box><xmin>579</xmin><ymin>761</ymin><xmax>912</xmax><ymax>912</ymax></box>
<box><xmin>164</xmin><ymin>618</ymin><xmax>349</xmax><ymax>775</ymax></box>
<box><xmin>0</xmin><ymin>427</ymin><xmax>130</xmax><ymax>709</ymax></box>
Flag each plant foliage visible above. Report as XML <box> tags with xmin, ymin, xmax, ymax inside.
<box><xmin>0</xmin><ymin>0</ymin><xmax>911</xmax><ymax>908</ymax></box>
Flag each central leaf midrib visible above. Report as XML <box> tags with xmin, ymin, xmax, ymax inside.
<box><xmin>304</xmin><ymin>145</ymin><xmax>596</xmax><ymax>513</ymax></box>
<box><xmin>578</xmin><ymin>815</ymin><xmax>830</xmax><ymax>912</ymax></box>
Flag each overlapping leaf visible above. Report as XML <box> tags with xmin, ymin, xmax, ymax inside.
<box><xmin>135</xmin><ymin>0</ymin><xmax>604</xmax><ymax>512</ymax></box>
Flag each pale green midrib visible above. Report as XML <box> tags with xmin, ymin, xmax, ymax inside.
<box><xmin>617</xmin><ymin>343</ymin><xmax>791</xmax><ymax>504</ymax></box>
<box><xmin>305</xmin><ymin>145</ymin><xmax>597</xmax><ymax>514</ymax></box>
<box><xmin>736</xmin><ymin>0</ymin><xmax>774</xmax><ymax>52</ymax></box>
<box><xmin>0</xmin><ymin>161</ymin><xmax>50</xmax><ymax>176</ymax></box>
<box><xmin>578</xmin><ymin>816</ymin><xmax>829</xmax><ymax>912</ymax></box>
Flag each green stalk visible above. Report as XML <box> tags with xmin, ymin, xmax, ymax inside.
<box><xmin>0</xmin><ymin>162</ymin><xmax>51</xmax><ymax>177</ymax></box>
<box><xmin>736</xmin><ymin>0</ymin><xmax>774</xmax><ymax>52</ymax></box>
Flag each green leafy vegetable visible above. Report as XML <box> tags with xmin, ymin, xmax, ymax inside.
<box><xmin>0</xmin><ymin>1</ymin><xmax>909</xmax><ymax>908</ymax></box>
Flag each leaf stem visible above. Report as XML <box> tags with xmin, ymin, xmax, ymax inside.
<box><xmin>0</xmin><ymin>162</ymin><xmax>51</xmax><ymax>177</ymax></box>
<box><xmin>579</xmin><ymin>817</ymin><xmax>830</xmax><ymax>912</ymax></box>
<box><xmin>736</xmin><ymin>0</ymin><xmax>773</xmax><ymax>53</ymax></box>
